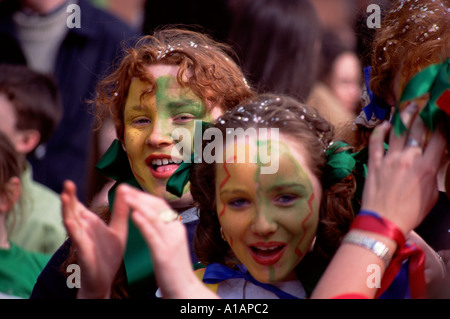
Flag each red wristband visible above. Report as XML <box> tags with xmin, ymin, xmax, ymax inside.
<box><xmin>350</xmin><ymin>211</ymin><xmax>405</xmax><ymax>247</ymax></box>
<box><xmin>351</xmin><ymin>211</ymin><xmax>426</xmax><ymax>299</ymax></box>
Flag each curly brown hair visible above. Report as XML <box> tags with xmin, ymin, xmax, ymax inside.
<box><xmin>370</xmin><ymin>0</ymin><xmax>450</xmax><ymax>102</ymax></box>
<box><xmin>342</xmin><ymin>0</ymin><xmax>450</xmax><ymax>152</ymax></box>
<box><xmin>190</xmin><ymin>94</ymin><xmax>357</xmax><ymax>269</ymax></box>
<box><xmin>93</xmin><ymin>27</ymin><xmax>254</xmax><ymax>142</ymax></box>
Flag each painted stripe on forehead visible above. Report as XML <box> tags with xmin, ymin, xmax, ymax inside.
<box><xmin>254</xmin><ymin>138</ymin><xmax>313</xmax><ymax>205</ymax></box>
<box><xmin>154</xmin><ymin>75</ymin><xmax>205</xmax><ymax>116</ymax></box>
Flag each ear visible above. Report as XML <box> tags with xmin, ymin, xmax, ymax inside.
<box><xmin>0</xmin><ymin>176</ymin><xmax>21</xmax><ymax>213</ymax></box>
<box><xmin>15</xmin><ymin>129</ymin><xmax>41</xmax><ymax>154</ymax></box>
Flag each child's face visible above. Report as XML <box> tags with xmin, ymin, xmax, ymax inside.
<box><xmin>215</xmin><ymin>133</ymin><xmax>322</xmax><ymax>283</ymax></box>
<box><xmin>123</xmin><ymin>64</ymin><xmax>216</xmax><ymax>201</ymax></box>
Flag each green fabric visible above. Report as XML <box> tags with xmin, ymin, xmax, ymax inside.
<box><xmin>7</xmin><ymin>163</ymin><xmax>66</xmax><ymax>254</ymax></box>
<box><xmin>323</xmin><ymin>141</ymin><xmax>389</xmax><ymax>214</ymax></box>
<box><xmin>166</xmin><ymin>121</ymin><xmax>213</xmax><ymax>198</ymax></box>
<box><xmin>0</xmin><ymin>242</ymin><xmax>51</xmax><ymax>298</ymax></box>
<box><xmin>393</xmin><ymin>58</ymin><xmax>450</xmax><ymax>135</ymax></box>
<box><xmin>324</xmin><ymin>141</ymin><xmax>357</xmax><ymax>188</ymax></box>
<box><xmin>95</xmin><ymin>139</ymin><xmax>154</xmax><ymax>286</ymax></box>
<box><xmin>166</xmin><ymin>153</ymin><xmax>195</xmax><ymax>198</ymax></box>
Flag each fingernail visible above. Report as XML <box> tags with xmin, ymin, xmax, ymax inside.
<box><xmin>405</xmin><ymin>102</ymin><xmax>418</xmax><ymax>112</ymax></box>
<box><xmin>380</xmin><ymin>120</ymin><xmax>391</xmax><ymax>128</ymax></box>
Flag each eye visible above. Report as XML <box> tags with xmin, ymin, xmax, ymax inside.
<box><xmin>173</xmin><ymin>114</ymin><xmax>196</xmax><ymax>124</ymax></box>
<box><xmin>227</xmin><ymin>198</ymin><xmax>251</xmax><ymax>209</ymax></box>
<box><xmin>273</xmin><ymin>194</ymin><xmax>298</xmax><ymax>206</ymax></box>
<box><xmin>132</xmin><ymin>117</ymin><xmax>151</xmax><ymax>126</ymax></box>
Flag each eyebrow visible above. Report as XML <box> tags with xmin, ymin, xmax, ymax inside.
<box><xmin>267</xmin><ymin>182</ymin><xmax>308</xmax><ymax>194</ymax></box>
<box><xmin>167</xmin><ymin>99</ymin><xmax>204</xmax><ymax>110</ymax></box>
<box><xmin>130</xmin><ymin>105</ymin><xmax>145</xmax><ymax>111</ymax></box>
<box><xmin>219</xmin><ymin>188</ymin><xmax>249</xmax><ymax>197</ymax></box>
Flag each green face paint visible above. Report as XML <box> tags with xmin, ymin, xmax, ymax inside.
<box><xmin>123</xmin><ymin>64</ymin><xmax>213</xmax><ymax>202</ymax></box>
<box><xmin>216</xmin><ymin>134</ymin><xmax>321</xmax><ymax>283</ymax></box>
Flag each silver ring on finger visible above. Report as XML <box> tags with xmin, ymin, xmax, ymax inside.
<box><xmin>406</xmin><ymin>137</ymin><xmax>422</xmax><ymax>148</ymax></box>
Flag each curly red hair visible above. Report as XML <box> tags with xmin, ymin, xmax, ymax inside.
<box><xmin>370</xmin><ymin>0</ymin><xmax>450</xmax><ymax>101</ymax></box>
<box><xmin>93</xmin><ymin>28</ymin><xmax>254</xmax><ymax>142</ymax></box>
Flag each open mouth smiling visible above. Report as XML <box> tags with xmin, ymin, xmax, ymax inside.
<box><xmin>249</xmin><ymin>242</ymin><xmax>287</xmax><ymax>266</ymax></box>
<box><xmin>146</xmin><ymin>154</ymin><xmax>183</xmax><ymax>179</ymax></box>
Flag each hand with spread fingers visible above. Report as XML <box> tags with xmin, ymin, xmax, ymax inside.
<box><xmin>312</xmin><ymin>103</ymin><xmax>446</xmax><ymax>299</ymax></box>
<box><xmin>116</xmin><ymin>184</ymin><xmax>218</xmax><ymax>299</ymax></box>
<box><xmin>61</xmin><ymin>180</ymin><xmax>130</xmax><ymax>299</ymax></box>
<box><xmin>361</xmin><ymin>103</ymin><xmax>446</xmax><ymax>235</ymax></box>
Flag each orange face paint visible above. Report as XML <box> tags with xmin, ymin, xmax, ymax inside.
<box><xmin>215</xmin><ymin>134</ymin><xmax>322</xmax><ymax>283</ymax></box>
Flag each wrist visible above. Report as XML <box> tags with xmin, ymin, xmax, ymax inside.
<box><xmin>351</xmin><ymin>210</ymin><xmax>428</xmax><ymax>299</ymax></box>
<box><xmin>353</xmin><ymin>210</ymin><xmax>406</xmax><ymax>246</ymax></box>
<box><xmin>359</xmin><ymin>208</ymin><xmax>410</xmax><ymax>236</ymax></box>
<box><xmin>342</xmin><ymin>229</ymin><xmax>397</xmax><ymax>267</ymax></box>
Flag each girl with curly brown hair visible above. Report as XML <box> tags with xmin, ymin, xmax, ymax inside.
<box><xmin>186</xmin><ymin>94</ymin><xmax>357</xmax><ymax>298</ymax></box>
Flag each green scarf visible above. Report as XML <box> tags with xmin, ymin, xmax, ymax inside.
<box><xmin>95</xmin><ymin>139</ymin><xmax>154</xmax><ymax>288</ymax></box>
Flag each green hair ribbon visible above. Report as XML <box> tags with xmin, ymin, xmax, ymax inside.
<box><xmin>324</xmin><ymin>141</ymin><xmax>388</xmax><ymax>213</ymax></box>
<box><xmin>324</xmin><ymin>141</ymin><xmax>357</xmax><ymax>188</ymax></box>
<box><xmin>392</xmin><ymin>58</ymin><xmax>450</xmax><ymax>135</ymax></box>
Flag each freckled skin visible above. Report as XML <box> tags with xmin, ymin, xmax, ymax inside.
<box><xmin>122</xmin><ymin>65</ymin><xmax>215</xmax><ymax>202</ymax></box>
<box><xmin>215</xmin><ymin>134</ymin><xmax>321</xmax><ymax>283</ymax></box>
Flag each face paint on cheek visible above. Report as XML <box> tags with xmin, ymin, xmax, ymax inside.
<box><xmin>127</xmin><ymin>154</ymin><xmax>146</xmax><ymax>185</ymax></box>
<box><xmin>123</xmin><ymin>126</ymin><xmax>146</xmax><ymax>185</ymax></box>
<box><xmin>294</xmin><ymin>193</ymin><xmax>315</xmax><ymax>258</ymax></box>
<box><xmin>255</xmin><ymin>140</ymin><xmax>319</xmax><ymax>282</ymax></box>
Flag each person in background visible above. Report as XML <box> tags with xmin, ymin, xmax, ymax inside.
<box><xmin>318</xmin><ymin>31</ymin><xmax>362</xmax><ymax>116</ymax></box>
<box><xmin>0</xmin><ymin>0</ymin><xmax>139</xmax><ymax>205</ymax></box>
<box><xmin>227</xmin><ymin>0</ymin><xmax>321</xmax><ymax>103</ymax></box>
<box><xmin>0</xmin><ymin>63</ymin><xmax>66</xmax><ymax>255</ymax></box>
<box><xmin>0</xmin><ymin>131</ymin><xmax>51</xmax><ymax>299</ymax></box>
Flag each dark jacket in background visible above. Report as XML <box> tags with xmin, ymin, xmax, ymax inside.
<box><xmin>0</xmin><ymin>0</ymin><xmax>139</xmax><ymax>203</ymax></box>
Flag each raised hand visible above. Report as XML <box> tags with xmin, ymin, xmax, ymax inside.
<box><xmin>361</xmin><ymin>103</ymin><xmax>446</xmax><ymax>235</ymax></box>
<box><xmin>116</xmin><ymin>184</ymin><xmax>217</xmax><ymax>299</ymax></box>
<box><xmin>61</xmin><ymin>180</ymin><xmax>129</xmax><ymax>298</ymax></box>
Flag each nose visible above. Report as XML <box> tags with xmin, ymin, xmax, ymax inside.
<box><xmin>250</xmin><ymin>206</ymin><xmax>278</xmax><ymax>236</ymax></box>
<box><xmin>147</xmin><ymin>119</ymin><xmax>173</xmax><ymax>148</ymax></box>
